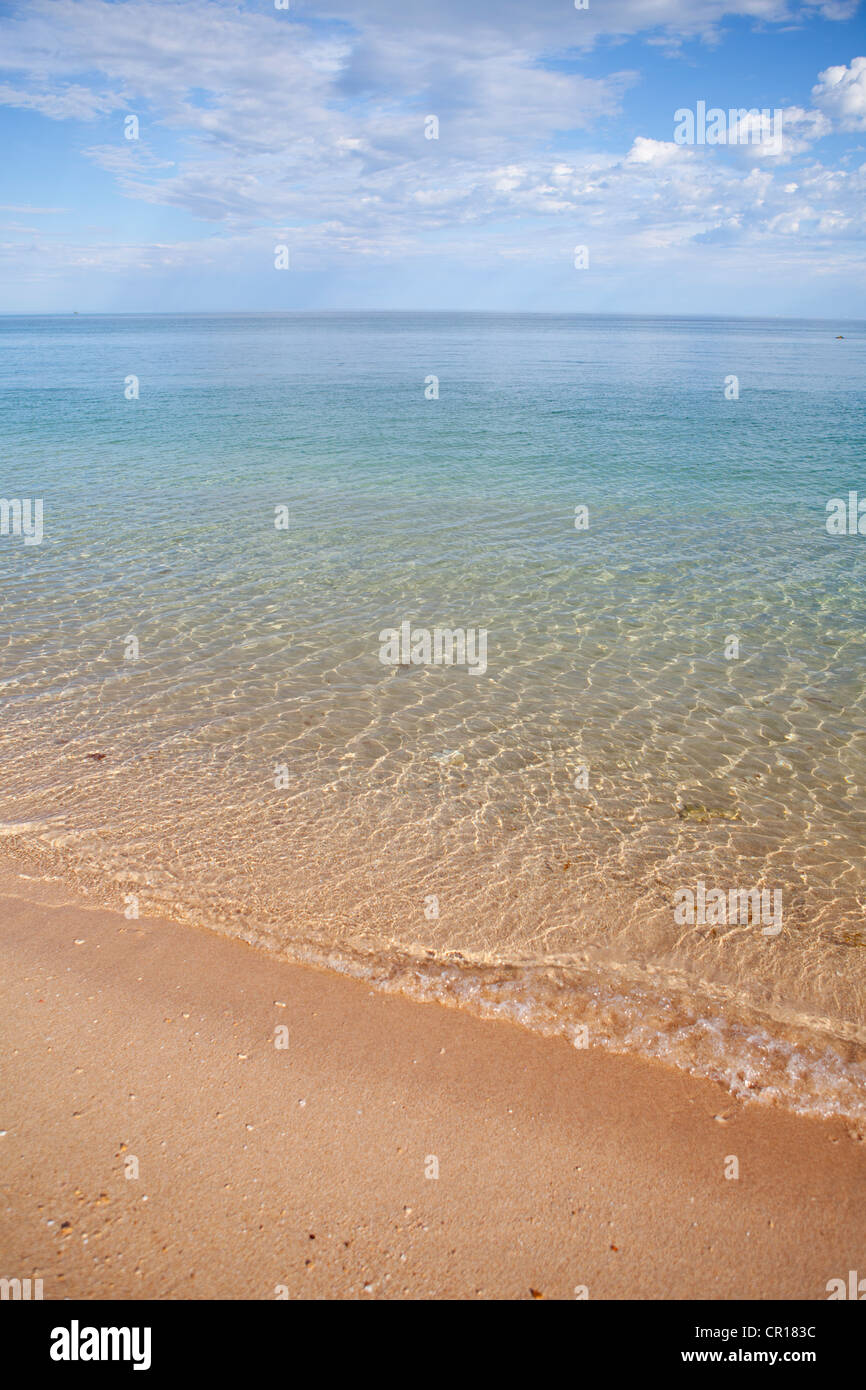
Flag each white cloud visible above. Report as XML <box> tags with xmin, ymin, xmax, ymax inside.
<box><xmin>625</xmin><ymin>137</ymin><xmax>688</xmax><ymax>165</ymax></box>
<box><xmin>0</xmin><ymin>0</ymin><xmax>861</xmax><ymax>297</ymax></box>
<box><xmin>812</xmin><ymin>56</ymin><xmax>866</xmax><ymax>129</ymax></box>
<box><xmin>0</xmin><ymin>81</ymin><xmax>124</xmax><ymax>121</ymax></box>
<box><xmin>720</xmin><ymin>105</ymin><xmax>832</xmax><ymax>161</ymax></box>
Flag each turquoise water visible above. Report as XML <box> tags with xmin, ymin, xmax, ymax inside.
<box><xmin>1</xmin><ymin>312</ymin><xmax>865</xmax><ymax>1118</ymax></box>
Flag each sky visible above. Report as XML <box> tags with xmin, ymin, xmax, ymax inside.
<box><xmin>0</xmin><ymin>0</ymin><xmax>864</xmax><ymax>315</ymax></box>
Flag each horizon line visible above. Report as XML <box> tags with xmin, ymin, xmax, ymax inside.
<box><xmin>1</xmin><ymin>309</ymin><xmax>864</xmax><ymax>324</ymax></box>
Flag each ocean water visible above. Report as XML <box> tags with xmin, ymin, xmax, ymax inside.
<box><xmin>2</xmin><ymin>311</ymin><xmax>866</xmax><ymax>1120</ymax></box>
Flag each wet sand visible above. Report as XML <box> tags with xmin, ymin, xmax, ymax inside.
<box><xmin>1</xmin><ymin>871</ymin><xmax>864</xmax><ymax>1300</ymax></box>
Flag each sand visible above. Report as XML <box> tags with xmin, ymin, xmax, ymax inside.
<box><xmin>1</xmin><ymin>869</ymin><xmax>864</xmax><ymax>1300</ymax></box>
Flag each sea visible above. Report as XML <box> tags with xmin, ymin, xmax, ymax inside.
<box><xmin>1</xmin><ymin>311</ymin><xmax>865</xmax><ymax>1120</ymax></box>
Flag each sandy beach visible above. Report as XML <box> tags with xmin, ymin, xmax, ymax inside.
<box><xmin>1</xmin><ymin>868</ymin><xmax>864</xmax><ymax>1301</ymax></box>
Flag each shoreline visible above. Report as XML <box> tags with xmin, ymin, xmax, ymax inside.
<box><xmin>2</xmin><ymin>835</ymin><xmax>864</xmax><ymax>1129</ymax></box>
<box><xmin>1</xmin><ymin>871</ymin><xmax>865</xmax><ymax>1299</ymax></box>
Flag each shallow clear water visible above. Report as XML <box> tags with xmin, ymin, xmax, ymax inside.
<box><xmin>2</xmin><ymin>312</ymin><xmax>865</xmax><ymax>1118</ymax></box>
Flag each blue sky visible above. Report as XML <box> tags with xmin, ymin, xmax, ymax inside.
<box><xmin>0</xmin><ymin>0</ymin><xmax>864</xmax><ymax>315</ymax></box>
